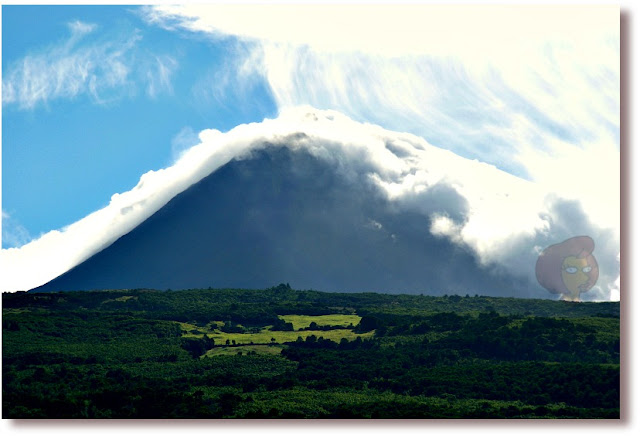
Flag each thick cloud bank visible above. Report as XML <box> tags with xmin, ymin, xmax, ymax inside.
<box><xmin>143</xmin><ymin>4</ymin><xmax>619</xmax><ymax>238</ymax></box>
<box><xmin>3</xmin><ymin>107</ymin><xmax>619</xmax><ymax>300</ymax></box>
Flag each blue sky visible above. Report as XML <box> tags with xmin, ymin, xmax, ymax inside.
<box><xmin>1</xmin><ymin>4</ymin><xmax>621</xmax><ymax>299</ymax></box>
<box><xmin>2</xmin><ymin>5</ymin><xmax>277</xmax><ymax>243</ymax></box>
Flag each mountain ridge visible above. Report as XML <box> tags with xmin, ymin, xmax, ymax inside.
<box><xmin>31</xmin><ymin>145</ymin><xmax>531</xmax><ymax>296</ymax></box>
<box><xmin>15</xmin><ymin>108</ymin><xmax>617</xmax><ymax>301</ymax></box>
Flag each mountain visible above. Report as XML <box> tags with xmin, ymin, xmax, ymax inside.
<box><xmin>31</xmin><ymin>143</ymin><xmax>528</xmax><ymax>296</ymax></box>
<box><xmin>26</xmin><ymin>107</ymin><xmax>617</xmax><ymax>299</ymax></box>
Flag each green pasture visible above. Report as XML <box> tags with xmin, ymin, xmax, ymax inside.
<box><xmin>178</xmin><ymin>313</ymin><xmax>370</xmax><ymax>345</ymax></box>
<box><xmin>177</xmin><ymin>322</ymin><xmax>207</xmax><ymax>333</ymax></box>
<box><xmin>202</xmin><ymin>328</ymin><xmax>374</xmax><ymax>345</ymax></box>
<box><xmin>279</xmin><ymin>314</ymin><xmax>361</xmax><ymax>330</ymax></box>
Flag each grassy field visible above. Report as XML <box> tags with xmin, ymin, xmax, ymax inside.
<box><xmin>178</xmin><ymin>322</ymin><xmax>209</xmax><ymax>334</ymax></box>
<box><xmin>179</xmin><ymin>313</ymin><xmax>371</xmax><ymax>346</ymax></box>
<box><xmin>279</xmin><ymin>314</ymin><xmax>361</xmax><ymax>330</ymax></box>
<box><xmin>178</xmin><ymin>313</ymin><xmax>374</xmax><ymax>352</ymax></box>
<box><xmin>203</xmin><ymin>328</ymin><xmax>374</xmax><ymax>345</ymax></box>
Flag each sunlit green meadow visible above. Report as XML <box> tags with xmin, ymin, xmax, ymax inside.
<box><xmin>179</xmin><ymin>314</ymin><xmax>371</xmax><ymax>346</ymax></box>
<box><xmin>203</xmin><ymin>328</ymin><xmax>374</xmax><ymax>345</ymax></box>
<box><xmin>279</xmin><ymin>314</ymin><xmax>361</xmax><ymax>330</ymax></box>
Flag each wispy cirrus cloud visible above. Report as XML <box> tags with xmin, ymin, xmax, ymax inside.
<box><xmin>143</xmin><ymin>4</ymin><xmax>620</xmax><ymax>238</ymax></box>
<box><xmin>2</xmin><ymin>210</ymin><xmax>32</xmax><ymax>249</ymax></box>
<box><xmin>3</xmin><ymin>20</ymin><xmax>136</xmax><ymax>108</ymax></box>
<box><xmin>2</xmin><ymin>19</ymin><xmax>178</xmax><ymax>110</ymax></box>
<box><xmin>145</xmin><ymin>55</ymin><xmax>178</xmax><ymax>98</ymax></box>
<box><xmin>67</xmin><ymin>19</ymin><xmax>97</xmax><ymax>37</ymax></box>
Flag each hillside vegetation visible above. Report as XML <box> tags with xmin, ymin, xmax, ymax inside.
<box><xmin>3</xmin><ymin>285</ymin><xmax>619</xmax><ymax>418</ymax></box>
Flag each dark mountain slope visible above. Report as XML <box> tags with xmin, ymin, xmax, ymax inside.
<box><xmin>32</xmin><ymin>145</ymin><xmax>529</xmax><ymax>295</ymax></box>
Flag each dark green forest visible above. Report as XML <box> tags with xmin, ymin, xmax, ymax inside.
<box><xmin>2</xmin><ymin>285</ymin><xmax>620</xmax><ymax>418</ymax></box>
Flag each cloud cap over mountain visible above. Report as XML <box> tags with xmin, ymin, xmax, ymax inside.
<box><xmin>4</xmin><ymin>108</ymin><xmax>618</xmax><ymax>300</ymax></box>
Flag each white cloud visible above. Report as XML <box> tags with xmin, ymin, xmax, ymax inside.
<box><xmin>254</xmin><ymin>39</ymin><xmax>619</xmax><ymax>235</ymax></box>
<box><xmin>146</xmin><ymin>55</ymin><xmax>178</xmax><ymax>98</ymax></box>
<box><xmin>2</xmin><ymin>21</ymin><xmax>137</xmax><ymax>109</ymax></box>
<box><xmin>0</xmin><ymin>107</ymin><xmax>620</xmax><ymax>301</ymax></box>
<box><xmin>142</xmin><ymin>4</ymin><xmax>615</xmax><ymax>58</ymax></box>
<box><xmin>67</xmin><ymin>20</ymin><xmax>97</xmax><ymax>37</ymax></box>
<box><xmin>170</xmin><ymin>126</ymin><xmax>200</xmax><ymax>161</ymax></box>
<box><xmin>2</xmin><ymin>20</ymin><xmax>179</xmax><ymax>109</ymax></box>
<box><xmin>430</xmin><ymin>215</ymin><xmax>462</xmax><ymax>241</ymax></box>
<box><xmin>189</xmin><ymin>45</ymin><xmax>270</xmax><ymax>117</ymax></box>
<box><xmin>143</xmin><ymin>5</ymin><xmax>619</xmax><ymax>222</ymax></box>
<box><xmin>2</xmin><ymin>211</ymin><xmax>32</xmax><ymax>249</ymax></box>
<box><xmin>142</xmin><ymin>4</ymin><xmax>619</xmax><ymax>299</ymax></box>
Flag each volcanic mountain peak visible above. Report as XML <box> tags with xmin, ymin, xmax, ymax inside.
<box><xmin>4</xmin><ymin>107</ymin><xmax>616</xmax><ymax>300</ymax></box>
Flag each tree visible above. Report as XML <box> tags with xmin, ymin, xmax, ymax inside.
<box><xmin>355</xmin><ymin>315</ymin><xmax>381</xmax><ymax>332</ymax></box>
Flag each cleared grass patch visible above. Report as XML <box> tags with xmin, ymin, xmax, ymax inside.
<box><xmin>115</xmin><ymin>295</ymin><xmax>137</xmax><ymax>302</ymax></box>
<box><xmin>177</xmin><ymin>322</ymin><xmax>208</xmax><ymax>334</ymax></box>
<box><xmin>204</xmin><ymin>328</ymin><xmax>374</xmax><ymax>345</ymax></box>
<box><xmin>178</xmin><ymin>313</ymin><xmax>372</xmax><ymax>345</ymax></box>
<box><xmin>280</xmin><ymin>314</ymin><xmax>361</xmax><ymax>330</ymax></box>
